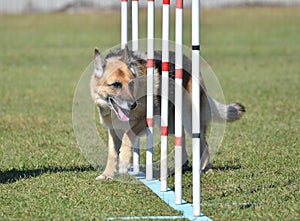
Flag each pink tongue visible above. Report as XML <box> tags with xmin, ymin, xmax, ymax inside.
<box><xmin>117</xmin><ymin>107</ymin><xmax>130</xmax><ymax>122</ymax></box>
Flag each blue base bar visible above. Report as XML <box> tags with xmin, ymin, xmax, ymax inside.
<box><xmin>128</xmin><ymin>172</ymin><xmax>213</xmax><ymax>221</ymax></box>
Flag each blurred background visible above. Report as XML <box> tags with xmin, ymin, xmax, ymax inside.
<box><xmin>0</xmin><ymin>0</ymin><xmax>300</xmax><ymax>13</ymax></box>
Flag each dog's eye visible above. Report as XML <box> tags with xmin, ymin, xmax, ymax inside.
<box><xmin>110</xmin><ymin>81</ymin><xmax>122</xmax><ymax>89</ymax></box>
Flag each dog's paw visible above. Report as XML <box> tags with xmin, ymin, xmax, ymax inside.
<box><xmin>201</xmin><ymin>163</ymin><xmax>213</xmax><ymax>174</ymax></box>
<box><xmin>204</xmin><ymin>168</ymin><xmax>214</xmax><ymax>174</ymax></box>
<box><xmin>95</xmin><ymin>173</ymin><xmax>113</xmax><ymax>181</ymax></box>
<box><xmin>118</xmin><ymin>163</ymin><xmax>129</xmax><ymax>174</ymax></box>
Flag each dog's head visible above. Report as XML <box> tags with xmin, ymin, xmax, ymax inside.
<box><xmin>91</xmin><ymin>46</ymin><xmax>138</xmax><ymax>122</ymax></box>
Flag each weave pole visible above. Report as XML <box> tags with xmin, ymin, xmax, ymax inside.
<box><xmin>131</xmin><ymin>0</ymin><xmax>139</xmax><ymax>51</ymax></box>
<box><xmin>146</xmin><ymin>0</ymin><xmax>155</xmax><ymax>181</ymax></box>
<box><xmin>115</xmin><ymin>0</ymin><xmax>211</xmax><ymax>221</ymax></box>
<box><xmin>192</xmin><ymin>0</ymin><xmax>201</xmax><ymax>217</ymax></box>
<box><xmin>119</xmin><ymin>0</ymin><xmax>207</xmax><ymax>218</ymax></box>
<box><xmin>121</xmin><ymin>0</ymin><xmax>128</xmax><ymax>49</ymax></box>
<box><xmin>174</xmin><ymin>0</ymin><xmax>183</xmax><ymax>205</ymax></box>
<box><xmin>160</xmin><ymin>0</ymin><xmax>170</xmax><ymax>192</ymax></box>
<box><xmin>132</xmin><ymin>0</ymin><xmax>140</xmax><ymax>174</ymax></box>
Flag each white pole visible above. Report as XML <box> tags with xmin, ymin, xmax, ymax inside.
<box><xmin>175</xmin><ymin>0</ymin><xmax>183</xmax><ymax>205</ymax></box>
<box><xmin>132</xmin><ymin>0</ymin><xmax>140</xmax><ymax>174</ymax></box>
<box><xmin>132</xmin><ymin>0</ymin><xmax>139</xmax><ymax>51</ymax></box>
<box><xmin>192</xmin><ymin>0</ymin><xmax>201</xmax><ymax>217</ymax></box>
<box><xmin>160</xmin><ymin>0</ymin><xmax>170</xmax><ymax>192</ymax></box>
<box><xmin>121</xmin><ymin>0</ymin><xmax>128</xmax><ymax>49</ymax></box>
<box><xmin>146</xmin><ymin>0</ymin><xmax>155</xmax><ymax>181</ymax></box>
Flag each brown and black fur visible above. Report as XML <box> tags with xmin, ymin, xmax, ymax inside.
<box><xmin>90</xmin><ymin>46</ymin><xmax>245</xmax><ymax>180</ymax></box>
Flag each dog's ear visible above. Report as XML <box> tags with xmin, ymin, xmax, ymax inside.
<box><xmin>121</xmin><ymin>44</ymin><xmax>132</xmax><ymax>64</ymax></box>
<box><xmin>94</xmin><ymin>47</ymin><xmax>106</xmax><ymax>77</ymax></box>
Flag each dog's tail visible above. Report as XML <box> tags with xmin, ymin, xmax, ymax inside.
<box><xmin>208</xmin><ymin>97</ymin><xmax>246</xmax><ymax>123</ymax></box>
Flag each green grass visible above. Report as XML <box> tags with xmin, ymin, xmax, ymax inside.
<box><xmin>1</xmin><ymin>7</ymin><xmax>299</xmax><ymax>220</ymax></box>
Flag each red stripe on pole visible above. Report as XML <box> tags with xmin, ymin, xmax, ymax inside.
<box><xmin>147</xmin><ymin>59</ymin><xmax>154</xmax><ymax>68</ymax></box>
<box><xmin>161</xmin><ymin>126</ymin><xmax>168</xmax><ymax>136</ymax></box>
<box><xmin>176</xmin><ymin>0</ymin><xmax>183</xmax><ymax>8</ymax></box>
<box><xmin>162</xmin><ymin>62</ymin><xmax>169</xmax><ymax>72</ymax></box>
<box><xmin>148</xmin><ymin>0</ymin><xmax>154</xmax><ymax>2</ymax></box>
<box><xmin>175</xmin><ymin>69</ymin><xmax>183</xmax><ymax>79</ymax></box>
<box><xmin>147</xmin><ymin>118</ymin><xmax>153</xmax><ymax>127</ymax></box>
<box><xmin>163</xmin><ymin>0</ymin><xmax>170</xmax><ymax>4</ymax></box>
<box><xmin>175</xmin><ymin>136</ymin><xmax>182</xmax><ymax>146</ymax></box>
<box><xmin>121</xmin><ymin>0</ymin><xmax>128</xmax><ymax>2</ymax></box>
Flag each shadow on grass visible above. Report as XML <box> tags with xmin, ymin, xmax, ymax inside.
<box><xmin>1</xmin><ymin>162</ymin><xmax>241</xmax><ymax>184</ymax></box>
<box><xmin>176</xmin><ymin>162</ymin><xmax>242</xmax><ymax>173</ymax></box>
<box><xmin>0</xmin><ymin>166</ymin><xmax>95</xmax><ymax>184</ymax></box>
<box><xmin>211</xmin><ymin>164</ymin><xmax>241</xmax><ymax>171</ymax></box>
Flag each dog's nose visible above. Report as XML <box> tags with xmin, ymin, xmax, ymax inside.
<box><xmin>130</xmin><ymin>101</ymin><xmax>137</xmax><ymax>110</ymax></box>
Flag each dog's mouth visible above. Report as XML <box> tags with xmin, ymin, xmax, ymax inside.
<box><xmin>109</xmin><ymin>97</ymin><xmax>130</xmax><ymax>122</ymax></box>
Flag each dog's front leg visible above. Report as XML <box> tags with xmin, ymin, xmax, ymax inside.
<box><xmin>118</xmin><ymin>131</ymin><xmax>136</xmax><ymax>174</ymax></box>
<box><xmin>96</xmin><ymin>129</ymin><xmax>120</xmax><ymax>180</ymax></box>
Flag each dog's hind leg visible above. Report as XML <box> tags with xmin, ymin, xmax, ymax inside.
<box><xmin>96</xmin><ymin>129</ymin><xmax>121</xmax><ymax>180</ymax></box>
<box><xmin>200</xmin><ymin>125</ymin><xmax>211</xmax><ymax>173</ymax></box>
<box><xmin>182</xmin><ymin>92</ymin><xmax>211</xmax><ymax>173</ymax></box>
<box><xmin>200</xmin><ymin>94</ymin><xmax>212</xmax><ymax>173</ymax></box>
<box><xmin>181</xmin><ymin>129</ymin><xmax>189</xmax><ymax>170</ymax></box>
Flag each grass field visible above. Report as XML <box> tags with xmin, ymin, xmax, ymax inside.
<box><xmin>1</xmin><ymin>7</ymin><xmax>299</xmax><ymax>220</ymax></box>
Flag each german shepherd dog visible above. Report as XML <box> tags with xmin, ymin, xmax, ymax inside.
<box><xmin>90</xmin><ymin>46</ymin><xmax>245</xmax><ymax>180</ymax></box>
